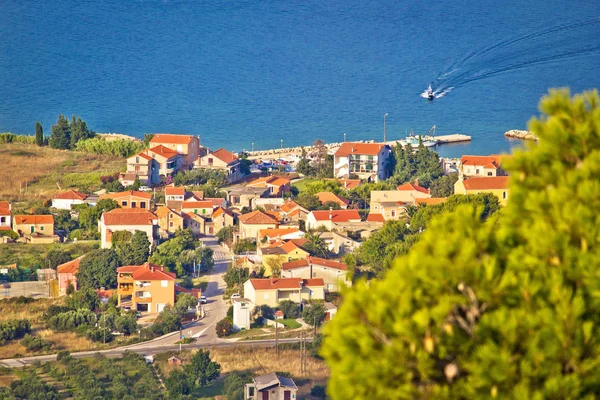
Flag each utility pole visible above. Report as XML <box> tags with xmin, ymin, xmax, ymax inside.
<box><xmin>275</xmin><ymin>319</ymin><xmax>279</xmax><ymax>358</ymax></box>
<box><xmin>103</xmin><ymin>309</ymin><xmax>106</xmax><ymax>344</ymax></box>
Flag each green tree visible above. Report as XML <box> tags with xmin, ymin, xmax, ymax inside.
<box><xmin>216</xmin><ymin>225</ymin><xmax>234</xmax><ymax>245</ymax></box>
<box><xmin>322</xmin><ymin>89</ymin><xmax>600</xmax><ymax>399</ymax></box>
<box><xmin>116</xmin><ymin>230</ymin><xmax>150</xmax><ymax>266</ymax></box>
<box><xmin>35</xmin><ymin>122</ymin><xmax>44</xmax><ymax>146</ymax></box>
<box><xmin>215</xmin><ymin>317</ymin><xmax>234</xmax><ymax>338</ymax></box>
<box><xmin>304</xmin><ymin>231</ymin><xmax>331</xmax><ymax>259</ymax></box>
<box><xmin>45</xmin><ymin>248</ymin><xmax>71</xmax><ymax>269</ymax></box>
<box><xmin>302</xmin><ymin>301</ymin><xmax>327</xmax><ymax>327</ymax></box>
<box><xmin>78</xmin><ymin>198</ymin><xmax>119</xmax><ymax>231</ymax></box>
<box><xmin>49</xmin><ymin>114</ymin><xmax>71</xmax><ymax>150</ymax></box>
<box><xmin>76</xmin><ymin>249</ymin><xmax>120</xmax><ymax>289</ymax></box>
<box><xmin>184</xmin><ymin>349</ymin><xmax>221</xmax><ymax>387</ymax></box>
<box><xmin>224</xmin><ymin>266</ymin><xmax>249</xmax><ymax>289</ymax></box>
<box><xmin>278</xmin><ymin>299</ymin><xmax>300</xmax><ymax>319</ymax></box>
<box><xmin>224</xmin><ymin>372</ymin><xmax>247</xmax><ymax>400</ymax></box>
<box><xmin>54</xmin><ymin>209</ymin><xmax>79</xmax><ymax>232</ymax></box>
<box><xmin>297</xmin><ymin>147</ymin><xmax>314</xmax><ymax>176</ymax></box>
<box><xmin>429</xmin><ymin>173</ymin><xmax>459</xmax><ymax>197</ymax></box>
<box><xmin>65</xmin><ymin>288</ymin><xmax>100</xmax><ymax>310</ymax></box>
<box><xmin>69</xmin><ymin>115</ymin><xmax>93</xmax><ymax>149</ymax></box>
<box><xmin>295</xmin><ymin>193</ymin><xmax>321</xmax><ymax>211</ymax></box>
<box><xmin>165</xmin><ymin>369</ymin><xmax>193</xmax><ymax>396</ymax></box>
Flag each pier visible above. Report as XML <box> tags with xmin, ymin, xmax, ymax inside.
<box><xmin>434</xmin><ymin>134</ymin><xmax>472</xmax><ymax>144</ymax></box>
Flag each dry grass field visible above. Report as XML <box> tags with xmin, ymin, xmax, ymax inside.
<box><xmin>0</xmin><ymin>143</ymin><xmax>125</xmax><ymax>205</ymax></box>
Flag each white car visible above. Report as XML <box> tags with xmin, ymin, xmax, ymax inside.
<box><xmin>139</xmin><ymin>186</ymin><xmax>151</xmax><ymax>192</ymax></box>
<box><xmin>200</xmin><ymin>296</ymin><xmax>207</xmax><ymax>304</ymax></box>
<box><xmin>230</xmin><ymin>293</ymin><xmax>241</xmax><ymax>300</ymax></box>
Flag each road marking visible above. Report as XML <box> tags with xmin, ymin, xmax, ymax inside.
<box><xmin>192</xmin><ymin>327</ymin><xmax>210</xmax><ymax>338</ymax></box>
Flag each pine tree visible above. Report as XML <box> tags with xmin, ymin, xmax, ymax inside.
<box><xmin>70</xmin><ymin>116</ymin><xmax>92</xmax><ymax>149</ymax></box>
<box><xmin>49</xmin><ymin>114</ymin><xmax>71</xmax><ymax>150</ymax></box>
<box><xmin>322</xmin><ymin>89</ymin><xmax>600</xmax><ymax>399</ymax></box>
<box><xmin>35</xmin><ymin>122</ymin><xmax>44</xmax><ymax>146</ymax></box>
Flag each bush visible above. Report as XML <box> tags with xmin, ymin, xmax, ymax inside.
<box><xmin>56</xmin><ymin>350</ymin><xmax>72</xmax><ymax>363</ymax></box>
<box><xmin>0</xmin><ymin>319</ymin><xmax>31</xmax><ymax>342</ymax></box>
<box><xmin>47</xmin><ymin>309</ymin><xmax>96</xmax><ymax>331</ymax></box>
<box><xmin>233</xmin><ymin>239</ymin><xmax>256</xmax><ymax>255</ymax></box>
<box><xmin>224</xmin><ymin>372</ymin><xmax>248</xmax><ymax>400</ymax></box>
<box><xmin>216</xmin><ymin>317</ymin><xmax>234</xmax><ymax>337</ymax></box>
<box><xmin>227</xmin><ymin>305</ymin><xmax>234</xmax><ymax>319</ymax></box>
<box><xmin>21</xmin><ymin>334</ymin><xmax>52</xmax><ymax>352</ymax></box>
<box><xmin>0</xmin><ymin>230</ymin><xmax>19</xmax><ymax>240</ymax></box>
<box><xmin>0</xmin><ymin>133</ymin><xmax>35</xmax><ymax>144</ymax></box>
<box><xmin>311</xmin><ymin>384</ymin><xmax>327</xmax><ymax>398</ymax></box>
<box><xmin>278</xmin><ymin>300</ymin><xmax>300</xmax><ymax>319</ymax></box>
<box><xmin>74</xmin><ymin>137</ymin><xmax>145</xmax><ymax>157</ymax></box>
<box><xmin>86</xmin><ymin>328</ymin><xmax>113</xmax><ymax>343</ymax></box>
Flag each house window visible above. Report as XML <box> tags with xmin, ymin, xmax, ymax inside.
<box><xmin>503</xmin><ymin>191</ymin><xmax>507</xmax><ymax>199</ymax></box>
<box><xmin>121</xmin><ymin>201</ymin><xmax>127</xmax><ymax>206</ymax></box>
<box><xmin>194</xmin><ymin>209</ymin><xmax>198</xmax><ymax>214</ymax></box>
<box><xmin>136</xmin><ymin>157</ymin><xmax>139</xmax><ymax>163</ymax></box>
<box><xmin>161</xmin><ymin>280</ymin><xmax>168</xmax><ymax>287</ymax></box>
<box><xmin>312</xmin><ymin>272</ymin><xmax>317</xmax><ymax>277</ymax></box>
<box><xmin>476</xmin><ymin>169</ymin><xmax>480</xmax><ymax>175</ymax></box>
<box><xmin>0</xmin><ymin>217</ymin><xmax>4</xmax><ymax>223</ymax></box>
<box><xmin>131</xmin><ymin>201</ymin><xmax>137</xmax><ymax>208</ymax></box>
<box><xmin>391</xmin><ymin>210</ymin><xmax>396</xmax><ymax>217</ymax></box>
<box><xmin>327</xmin><ymin>284</ymin><xmax>334</xmax><ymax>290</ymax></box>
<box><xmin>373</xmin><ymin>206</ymin><xmax>378</xmax><ymax>210</ymax></box>
<box><xmin>487</xmin><ymin>172</ymin><xmax>493</xmax><ymax>176</ymax></box>
<box><xmin>40</xmin><ymin>226</ymin><xmax>44</xmax><ymax>231</ymax></box>
<box><xmin>135</xmin><ymin>166</ymin><xmax>140</xmax><ymax>172</ymax></box>
<box><xmin>202</xmin><ymin>208</ymin><xmax>206</xmax><ymax>214</ymax></box>
<box><xmin>169</xmin><ymin>222</ymin><xmax>173</xmax><ymax>228</ymax></box>
<box><xmin>140</xmin><ymin>202</ymin><xmax>146</xmax><ymax>209</ymax></box>
<box><xmin>248</xmin><ymin>387</ymin><xmax>254</xmax><ymax>397</ymax></box>
<box><xmin>208</xmin><ymin>158</ymin><xmax>213</xmax><ymax>165</ymax></box>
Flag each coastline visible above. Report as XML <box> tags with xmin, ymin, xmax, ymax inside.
<box><xmin>504</xmin><ymin>129</ymin><xmax>538</xmax><ymax>141</ymax></box>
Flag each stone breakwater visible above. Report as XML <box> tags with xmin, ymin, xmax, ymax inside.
<box><xmin>505</xmin><ymin>130</ymin><xmax>538</xmax><ymax>141</ymax></box>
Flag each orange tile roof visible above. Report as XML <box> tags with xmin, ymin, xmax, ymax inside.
<box><xmin>0</xmin><ymin>208</ymin><xmax>10</xmax><ymax>216</ymax></box>
<box><xmin>463</xmin><ymin>176</ymin><xmax>510</xmax><ymax>190</ymax></box>
<box><xmin>280</xmin><ymin>240</ymin><xmax>309</xmax><ymax>254</ymax></box>
<box><xmin>14</xmin><ymin>215</ymin><xmax>54</xmax><ymax>225</ymax></box>
<box><xmin>316</xmin><ymin>192</ymin><xmax>350</xmax><ymax>207</ymax></box>
<box><xmin>280</xmin><ymin>200</ymin><xmax>299</xmax><ymax>213</ymax></box>
<box><xmin>325</xmin><ymin>178</ymin><xmax>361</xmax><ymax>190</ymax></box>
<box><xmin>212</xmin><ymin>206</ymin><xmax>233</xmax><ymax>218</ymax></box>
<box><xmin>334</xmin><ymin>142</ymin><xmax>387</xmax><ymax>156</ymax></box>
<box><xmin>165</xmin><ymin>186</ymin><xmax>185</xmax><ymax>196</ymax></box>
<box><xmin>131</xmin><ymin>152</ymin><xmax>152</xmax><ymax>161</ymax></box>
<box><xmin>310</xmin><ymin>210</ymin><xmax>361</xmax><ymax>222</ymax></box>
<box><xmin>53</xmin><ymin>190</ymin><xmax>88</xmax><ymax>201</ymax></box>
<box><xmin>281</xmin><ymin>259</ymin><xmax>309</xmax><ymax>270</ymax></box>
<box><xmin>100</xmin><ymin>190</ymin><xmax>152</xmax><ymax>200</ymax></box>
<box><xmin>150</xmin><ymin>133</ymin><xmax>195</xmax><ymax>145</ymax></box>
<box><xmin>310</xmin><ymin>256</ymin><xmax>348</xmax><ymax>270</ymax></box>
<box><xmin>461</xmin><ymin>155</ymin><xmax>506</xmax><ymax>167</ymax></box>
<box><xmin>155</xmin><ymin>206</ymin><xmax>180</xmax><ymax>219</ymax></box>
<box><xmin>259</xmin><ymin>227</ymin><xmax>300</xmax><ymax>239</ymax></box>
<box><xmin>181</xmin><ymin>200</ymin><xmax>213</xmax><ymax>209</ymax></box>
<box><xmin>148</xmin><ymin>145</ymin><xmax>179</xmax><ymax>158</ymax></box>
<box><xmin>117</xmin><ymin>262</ymin><xmax>176</xmax><ymax>280</ymax></box>
<box><xmin>204</xmin><ymin>198</ymin><xmax>225</xmax><ymax>206</ymax></box>
<box><xmin>208</xmin><ymin>148</ymin><xmax>238</xmax><ymax>164</ymax></box>
<box><xmin>238</xmin><ymin>210</ymin><xmax>278</xmax><ymax>225</ymax></box>
<box><xmin>56</xmin><ymin>256</ymin><xmax>84</xmax><ymax>274</ymax></box>
<box><xmin>397</xmin><ymin>182</ymin><xmax>429</xmax><ymax>194</ymax></box>
<box><xmin>415</xmin><ymin>197</ymin><xmax>447</xmax><ymax>205</ymax></box>
<box><xmin>0</xmin><ymin>201</ymin><xmax>10</xmax><ymax>210</ymax></box>
<box><xmin>249</xmin><ymin>278</ymin><xmax>324</xmax><ymax>290</ymax></box>
<box><xmin>366</xmin><ymin>213</ymin><xmax>386</xmax><ymax>222</ymax></box>
<box><xmin>247</xmin><ymin>175</ymin><xmax>290</xmax><ymax>188</ymax></box>
<box><xmin>102</xmin><ymin>208</ymin><xmax>157</xmax><ymax>226</ymax></box>
<box><xmin>96</xmin><ymin>289</ymin><xmax>114</xmax><ymax>298</ymax></box>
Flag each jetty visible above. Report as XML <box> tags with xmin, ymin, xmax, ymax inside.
<box><xmin>434</xmin><ymin>134</ymin><xmax>471</xmax><ymax>144</ymax></box>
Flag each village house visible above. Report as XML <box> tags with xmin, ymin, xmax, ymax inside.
<box><xmin>56</xmin><ymin>256</ymin><xmax>84</xmax><ymax>296</ymax></box>
<box><xmin>0</xmin><ymin>201</ymin><xmax>12</xmax><ymax>232</ymax></box>
<box><xmin>99</xmin><ymin>208</ymin><xmax>158</xmax><ymax>249</ymax></box>
<box><xmin>181</xmin><ymin>200</ymin><xmax>214</xmax><ymax>218</ymax></box>
<box><xmin>146</xmin><ymin>145</ymin><xmax>182</xmax><ymax>176</ymax></box>
<box><xmin>318</xmin><ymin>231</ymin><xmax>360</xmax><ymax>255</ymax></box>
<box><xmin>122</xmin><ymin>151</ymin><xmax>160</xmax><ymax>186</ymax></box>
<box><xmin>195</xmin><ymin>148</ymin><xmax>244</xmax><ymax>183</ymax></box>
<box><xmin>164</xmin><ymin>186</ymin><xmax>204</xmax><ymax>210</ymax></box>
<box><xmin>260</xmin><ymin>239</ymin><xmax>310</xmax><ymax>276</ymax></box>
<box><xmin>315</xmin><ymin>192</ymin><xmax>350</xmax><ymax>209</ymax></box>
<box><xmin>99</xmin><ymin>190</ymin><xmax>153</xmax><ymax>210</ymax></box>
<box><xmin>238</xmin><ymin>210</ymin><xmax>278</xmax><ymax>240</ymax></box>
<box><xmin>415</xmin><ymin>197</ymin><xmax>447</xmax><ymax>206</ymax></box>
<box><xmin>334</xmin><ymin>142</ymin><xmax>392</xmax><ymax>182</ymax></box>
<box><xmin>212</xmin><ymin>207</ymin><xmax>235</xmax><ymax>233</ymax></box>
<box><xmin>245</xmin><ymin>372</ymin><xmax>298</xmax><ymax>400</ymax></box>
<box><xmin>281</xmin><ymin>257</ymin><xmax>350</xmax><ymax>292</ymax></box>
<box><xmin>52</xmin><ymin>190</ymin><xmax>88</xmax><ymax>210</ymax></box>
<box><xmin>226</xmin><ymin>185</ymin><xmax>270</xmax><ymax>209</ymax></box>
<box><xmin>279</xmin><ymin>200</ymin><xmax>309</xmax><ymax>223</ymax></box>
<box><xmin>149</xmin><ymin>133</ymin><xmax>202</xmax><ymax>169</ymax></box>
<box><xmin>325</xmin><ymin>178</ymin><xmax>362</xmax><ymax>190</ymax></box>
<box><xmin>396</xmin><ymin>182</ymin><xmax>431</xmax><ymax>200</ymax></box>
<box><xmin>246</xmin><ymin>176</ymin><xmax>291</xmax><ymax>197</ymax></box>
<box><xmin>116</xmin><ymin>262</ymin><xmax>176</xmax><ymax>313</ymax></box>
<box><xmin>258</xmin><ymin>227</ymin><xmax>304</xmax><ymax>243</ymax></box>
<box><xmin>13</xmin><ymin>215</ymin><xmax>56</xmax><ymax>243</ymax></box>
<box><xmin>460</xmin><ymin>155</ymin><xmax>507</xmax><ymax>177</ymax></box>
<box><xmin>204</xmin><ymin>197</ymin><xmax>228</xmax><ymax>209</ymax></box>
<box><xmin>305</xmin><ymin>209</ymin><xmax>361</xmax><ymax>231</ymax></box>
<box><xmin>243</xmin><ymin>277</ymin><xmax>325</xmax><ymax>307</ymax></box>
<box><xmin>155</xmin><ymin>206</ymin><xmax>184</xmax><ymax>236</ymax></box>
<box><xmin>454</xmin><ymin>176</ymin><xmax>510</xmax><ymax>206</ymax></box>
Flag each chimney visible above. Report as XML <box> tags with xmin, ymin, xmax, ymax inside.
<box><xmin>414</xmin><ymin>179</ymin><xmax>419</xmax><ymax>186</ymax></box>
<box><xmin>329</xmin><ymin>207</ymin><xmax>333</xmax><ymax>220</ymax></box>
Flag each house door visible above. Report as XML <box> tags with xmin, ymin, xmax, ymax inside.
<box><xmin>284</xmin><ymin>390</ymin><xmax>291</xmax><ymax>400</ymax></box>
<box><xmin>262</xmin><ymin>391</ymin><xmax>269</xmax><ymax>400</ymax></box>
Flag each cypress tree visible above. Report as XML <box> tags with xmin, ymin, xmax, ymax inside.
<box><xmin>49</xmin><ymin>114</ymin><xmax>71</xmax><ymax>150</ymax></box>
<box><xmin>70</xmin><ymin>116</ymin><xmax>92</xmax><ymax>149</ymax></box>
<box><xmin>35</xmin><ymin>122</ymin><xmax>44</xmax><ymax>146</ymax></box>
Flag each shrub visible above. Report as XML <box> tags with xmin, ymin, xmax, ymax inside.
<box><xmin>0</xmin><ymin>133</ymin><xmax>36</xmax><ymax>144</ymax></box>
<box><xmin>21</xmin><ymin>334</ymin><xmax>52</xmax><ymax>352</ymax></box>
<box><xmin>227</xmin><ymin>306</ymin><xmax>234</xmax><ymax>319</ymax></box>
<box><xmin>75</xmin><ymin>137</ymin><xmax>144</xmax><ymax>157</ymax></box>
<box><xmin>56</xmin><ymin>350</ymin><xmax>72</xmax><ymax>363</ymax></box>
<box><xmin>47</xmin><ymin>309</ymin><xmax>96</xmax><ymax>331</ymax></box>
<box><xmin>0</xmin><ymin>319</ymin><xmax>31</xmax><ymax>342</ymax></box>
<box><xmin>216</xmin><ymin>317</ymin><xmax>233</xmax><ymax>337</ymax></box>
<box><xmin>311</xmin><ymin>384</ymin><xmax>327</xmax><ymax>398</ymax></box>
<box><xmin>0</xmin><ymin>230</ymin><xmax>19</xmax><ymax>240</ymax></box>
<box><xmin>278</xmin><ymin>300</ymin><xmax>300</xmax><ymax>319</ymax></box>
<box><xmin>86</xmin><ymin>328</ymin><xmax>113</xmax><ymax>343</ymax></box>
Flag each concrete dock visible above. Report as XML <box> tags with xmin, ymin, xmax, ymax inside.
<box><xmin>434</xmin><ymin>134</ymin><xmax>471</xmax><ymax>144</ymax></box>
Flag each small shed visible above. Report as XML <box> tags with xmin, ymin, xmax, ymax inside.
<box><xmin>324</xmin><ymin>301</ymin><xmax>338</xmax><ymax>321</ymax></box>
<box><xmin>232</xmin><ymin>298</ymin><xmax>252</xmax><ymax>331</ymax></box>
<box><xmin>168</xmin><ymin>356</ymin><xmax>183</xmax><ymax>366</ymax></box>
<box><xmin>274</xmin><ymin>310</ymin><xmax>284</xmax><ymax>320</ymax></box>
<box><xmin>144</xmin><ymin>355</ymin><xmax>154</xmax><ymax>364</ymax></box>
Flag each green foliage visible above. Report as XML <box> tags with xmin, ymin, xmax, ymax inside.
<box><xmin>296</xmin><ymin>147</ymin><xmax>314</xmax><ymax>176</ymax></box>
<box><xmin>49</xmin><ymin>114</ymin><xmax>71</xmax><ymax>150</ymax></box>
<box><xmin>21</xmin><ymin>334</ymin><xmax>52</xmax><ymax>352</ymax></box>
<box><xmin>166</xmin><ymin>368</ymin><xmax>193</xmax><ymax>396</ymax></box>
<box><xmin>295</xmin><ymin>193</ymin><xmax>321</xmax><ymax>210</ymax></box>
<box><xmin>115</xmin><ymin>230</ymin><xmax>150</xmax><ymax>266</ymax></box>
<box><xmin>0</xmin><ymin>132</ymin><xmax>36</xmax><ymax>144</ymax></box>
<box><xmin>303</xmin><ymin>231</ymin><xmax>331</xmax><ymax>258</ymax></box>
<box><xmin>224</xmin><ymin>267</ymin><xmax>249</xmax><ymax>289</ymax></box>
<box><xmin>53</xmin><ymin>209</ymin><xmax>79</xmax><ymax>232</ymax></box>
<box><xmin>0</xmin><ymin>319</ymin><xmax>31</xmax><ymax>343</ymax></box>
<box><xmin>278</xmin><ymin>300</ymin><xmax>300</xmax><ymax>319</ymax></box>
<box><xmin>69</xmin><ymin>115</ymin><xmax>94</xmax><ymax>149</ymax></box>
<box><xmin>429</xmin><ymin>173</ymin><xmax>459</xmax><ymax>197</ymax></box>
<box><xmin>66</xmin><ymin>281</ymin><xmax>75</xmax><ymax>295</ymax></box>
<box><xmin>0</xmin><ymin>230</ymin><xmax>19</xmax><ymax>240</ymax></box>
<box><xmin>7</xmin><ymin>373</ymin><xmax>60</xmax><ymax>400</ymax></box>
<box><xmin>45</xmin><ymin>248</ymin><xmax>72</xmax><ymax>269</ymax></box>
<box><xmin>311</xmin><ymin>384</ymin><xmax>327</xmax><ymax>399</ymax></box>
<box><xmin>76</xmin><ymin>249</ymin><xmax>120</xmax><ymax>289</ymax></box>
<box><xmin>104</xmin><ymin>180</ymin><xmax>125</xmax><ymax>192</ymax></box>
<box><xmin>149</xmin><ymin>229</ymin><xmax>199</xmax><ymax>276</ymax></box>
<box><xmin>86</xmin><ymin>327</ymin><xmax>113</xmax><ymax>342</ymax></box>
<box><xmin>391</xmin><ymin>142</ymin><xmax>444</xmax><ymax>187</ymax></box>
<box><xmin>111</xmin><ymin>230</ymin><xmax>133</xmax><ymax>245</ymax></box>
<box><xmin>323</xmin><ymin>89</ymin><xmax>600</xmax><ymax>399</ymax></box>
<box><xmin>216</xmin><ymin>317</ymin><xmax>234</xmax><ymax>338</ymax></box>
<box><xmin>47</xmin><ymin>309</ymin><xmax>96</xmax><ymax>331</ymax></box>
<box><xmin>174</xmin><ymin>169</ymin><xmax>228</xmax><ymax>187</ymax></box>
<box><xmin>75</xmin><ymin>137</ymin><xmax>144</xmax><ymax>157</ymax></box>
<box><xmin>65</xmin><ymin>288</ymin><xmax>100</xmax><ymax>311</ymax></box>
<box><xmin>302</xmin><ymin>301</ymin><xmax>327</xmax><ymax>327</ymax></box>
<box><xmin>216</xmin><ymin>225</ymin><xmax>234</xmax><ymax>245</ymax></box>
<box><xmin>347</xmin><ymin>181</ymin><xmax>395</xmax><ymax>208</ymax></box>
<box><xmin>35</xmin><ymin>122</ymin><xmax>44</xmax><ymax>146</ymax></box>
<box><xmin>232</xmin><ymin>239</ymin><xmax>256</xmax><ymax>255</ymax></box>
<box><xmin>184</xmin><ymin>349</ymin><xmax>221</xmax><ymax>387</ymax></box>
<box><xmin>224</xmin><ymin>372</ymin><xmax>249</xmax><ymax>400</ymax></box>
<box><xmin>78</xmin><ymin>198</ymin><xmax>119</xmax><ymax>231</ymax></box>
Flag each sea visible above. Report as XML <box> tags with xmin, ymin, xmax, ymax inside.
<box><xmin>1</xmin><ymin>0</ymin><xmax>599</xmax><ymax>158</ymax></box>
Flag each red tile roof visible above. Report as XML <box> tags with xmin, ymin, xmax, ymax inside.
<box><xmin>102</xmin><ymin>208</ymin><xmax>157</xmax><ymax>226</ymax></box>
<box><xmin>280</xmin><ymin>240</ymin><xmax>309</xmax><ymax>254</ymax></box>
<box><xmin>238</xmin><ymin>210</ymin><xmax>278</xmax><ymax>225</ymax></box>
<box><xmin>0</xmin><ymin>208</ymin><xmax>10</xmax><ymax>216</ymax></box>
<box><xmin>259</xmin><ymin>227</ymin><xmax>301</xmax><ymax>239</ymax></box>
<box><xmin>117</xmin><ymin>262</ymin><xmax>176</xmax><ymax>280</ymax></box>
<box><xmin>463</xmin><ymin>176</ymin><xmax>510</xmax><ymax>190</ymax></box>
<box><xmin>246</xmin><ymin>176</ymin><xmax>290</xmax><ymax>188</ymax></box>
<box><xmin>281</xmin><ymin>259</ymin><xmax>309</xmax><ymax>270</ymax></box>
<box><xmin>150</xmin><ymin>134</ymin><xmax>195</xmax><ymax>145</ymax></box>
<box><xmin>53</xmin><ymin>190</ymin><xmax>88</xmax><ymax>201</ymax></box>
<box><xmin>248</xmin><ymin>278</ymin><xmax>324</xmax><ymax>290</ymax></box>
<box><xmin>131</xmin><ymin>152</ymin><xmax>152</xmax><ymax>161</ymax></box>
<box><xmin>181</xmin><ymin>201</ymin><xmax>213</xmax><ymax>209</ymax></box>
<box><xmin>165</xmin><ymin>186</ymin><xmax>185</xmax><ymax>196</ymax></box>
<box><xmin>56</xmin><ymin>256</ymin><xmax>84</xmax><ymax>274</ymax></box>
<box><xmin>334</xmin><ymin>142</ymin><xmax>387</xmax><ymax>156</ymax></box>
<box><xmin>366</xmin><ymin>213</ymin><xmax>386</xmax><ymax>222</ymax></box>
<box><xmin>0</xmin><ymin>201</ymin><xmax>10</xmax><ymax>210</ymax></box>
<box><xmin>155</xmin><ymin>206</ymin><xmax>181</xmax><ymax>219</ymax></box>
<box><xmin>461</xmin><ymin>155</ymin><xmax>506</xmax><ymax>167</ymax></box>
<box><xmin>209</xmin><ymin>148</ymin><xmax>238</xmax><ymax>164</ymax></box>
<box><xmin>212</xmin><ymin>207</ymin><xmax>233</xmax><ymax>218</ymax></box>
<box><xmin>204</xmin><ymin>198</ymin><xmax>226</xmax><ymax>207</ymax></box>
<box><xmin>100</xmin><ymin>190</ymin><xmax>152</xmax><ymax>200</ymax></box>
<box><xmin>325</xmin><ymin>178</ymin><xmax>361</xmax><ymax>190</ymax></box>
<box><xmin>148</xmin><ymin>145</ymin><xmax>180</xmax><ymax>158</ymax></box>
<box><xmin>310</xmin><ymin>210</ymin><xmax>361</xmax><ymax>222</ymax></box>
<box><xmin>415</xmin><ymin>198</ymin><xmax>447</xmax><ymax>205</ymax></box>
<box><xmin>397</xmin><ymin>182</ymin><xmax>429</xmax><ymax>194</ymax></box>
<box><xmin>280</xmin><ymin>200</ymin><xmax>300</xmax><ymax>213</ymax></box>
<box><xmin>310</xmin><ymin>256</ymin><xmax>348</xmax><ymax>270</ymax></box>
<box><xmin>14</xmin><ymin>215</ymin><xmax>54</xmax><ymax>225</ymax></box>
<box><xmin>316</xmin><ymin>192</ymin><xmax>349</xmax><ymax>207</ymax></box>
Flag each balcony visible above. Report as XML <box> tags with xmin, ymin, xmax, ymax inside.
<box><xmin>119</xmin><ymin>285</ymin><xmax>133</xmax><ymax>295</ymax></box>
<box><xmin>135</xmin><ymin>296</ymin><xmax>152</xmax><ymax>303</ymax></box>
<box><xmin>118</xmin><ymin>276</ymin><xmax>134</xmax><ymax>283</ymax></box>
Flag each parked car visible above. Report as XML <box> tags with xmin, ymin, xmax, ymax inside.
<box><xmin>139</xmin><ymin>186</ymin><xmax>151</xmax><ymax>192</ymax></box>
<box><xmin>200</xmin><ymin>296</ymin><xmax>207</xmax><ymax>304</ymax></box>
<box><xmin>230</xmin><ymin>293</ymin><xmax>241</xmax><ymax>300</ymax></box>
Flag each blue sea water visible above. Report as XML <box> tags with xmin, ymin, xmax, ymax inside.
<box><xmin>1</xmin><ymin>0</ymin><xmax>599</xmax><ymax>158</ymax></box>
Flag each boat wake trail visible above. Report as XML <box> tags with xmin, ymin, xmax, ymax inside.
<box><xmin>424</xmin><ymin>18</ymin><xmax>600</xmax><ymax>98</ymax></box>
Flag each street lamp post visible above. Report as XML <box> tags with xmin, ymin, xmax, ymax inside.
<box><xmin>343</xmin><ymin>132</ymin><xmax>346</xmax><ymax>142</ymax></box>
<box><xmin>384</xmin><ymin>113</ymin><xmax>389</xmax><ymax>143</ymax></box>
<box><xmin>280</xmin><ymin>139</ymin><xmax>283</xmax><ymax>150</ymax></box>
<box><xmin>252</xmin><ymin>142</ymin><xmax>254</xmax><ymax>152</ymax></box>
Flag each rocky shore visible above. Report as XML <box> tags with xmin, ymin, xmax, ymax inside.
<box><xmin>98</xmin><ymin>133</ymin><xmax>141</xmax><ymax>142</ymax></box>
<box><xmin>504</xmin><ymin>129</ymin><xmax>538</xmax><ymax>141</ymax></box>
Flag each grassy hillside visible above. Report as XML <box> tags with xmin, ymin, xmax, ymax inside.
<box><xmin>0</xmin><ymin>143</ymin><xmax>125</xmax><ymax>205</ymax></box>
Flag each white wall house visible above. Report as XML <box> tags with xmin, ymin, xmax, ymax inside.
<box><xmin>232</xmin><ymin>298</ymin><xmax>252</xmax><ymax>331</ymax></box>
<box><xmin>99</xmin><ymin>208</ymin><xmax>158</xmax><ymax>249</ymax></box>
<box><xmin>334</xmin><ymin>142</ymin><xmax>392</xmax><ymax>182</ymax></box>
<box><xmin>52</xmin><ymin>190</ymin><xmax>88</xmax><ymax>210</ymax></box>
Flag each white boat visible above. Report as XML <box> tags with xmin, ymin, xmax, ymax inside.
<box><xmin>400</xmin><ymin>134</ymin><xmax>436</xmax><ymax>148</ymax></box>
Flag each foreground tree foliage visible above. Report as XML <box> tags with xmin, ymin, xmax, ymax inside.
<box><xmin>322</xmin><ymin>89</ymin><xmax>600</xmax><ymax>399</ymax></box>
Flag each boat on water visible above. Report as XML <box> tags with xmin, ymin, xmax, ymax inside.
<box><xmin>400</xmin><ymin>135</ymin><xmax>436</xmax><ymax>148</ymax></box>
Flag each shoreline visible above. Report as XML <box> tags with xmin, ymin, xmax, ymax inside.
<box><xmin>504</xmin><ymin>129</ymin><xmax>538</xmax><ymax>141</ymax></box>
